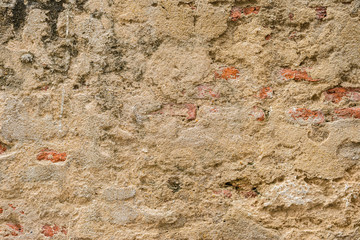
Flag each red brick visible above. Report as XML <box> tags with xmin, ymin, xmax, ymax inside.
<box><xmin>42</xmin><ymin>225</ymin><xmax>55</xmax><ymax>237</ymax></box>
<box><xmin>280</xmin><ymin>69</ymin><xmax>319</xmax><ymax>82</ymax></box>
<box><xmin>41</xmin><ymin>224</ymin><xmax>67</xmax><ymax>237</ymax></box>
<box><xmin>324</xmin><ymin>87</ymin><xmax>360</xmax><ymax>103</ymax></box>
<box><xmin>230</xmin><ymin>6</ymin><xmax>260</xmax><ymax>21</ymax></box>
<box><xmin>0</xmin><ymin>144</ymin><xmax>6</xmax><ymax>154</ymax></box>
<box><xmin>289</xmin><ymin>13</ymin><xmax>294</xmax><ymax>20</ymax></box>
<box><xmin>249</xmin><ymin>107</ymin><xmax>265</xmax><ymax>121</ymax></box>
<box><xmin>316</xmin><ymin>6</ymin><xmax>327</xmax><ymax>20</ymax></box>
<box><xmin>288</xmin><ymin>108</ymin><xmax>325</xmax><ymax>125</ymax></box>
<box><xmin>197</xmin><ymin>85</ymin><xmax>220</xmax><ymax>99</ymax></box>
<box><xmin>258</xmin><ymin>87</ymin><xmax>273</xmax><ymax>99</ymax></box>
<box><xmin>6</xmin><ymin>223</ymin><xmax>23</xmax><ymax>236</ymax></box>
<box><xmin>152</xmin><ymin>104</ymin><xmax>197</xmax><ymax>120</ymax></box>
<box><xmin>37</xmin><ymin>149</ymin><xmax>67</xmax><ymax>163</ymax></box>
<box><xmin>265</xmin><ymin>34</ymin><xmax>271</xmax><ymax>40</ymax></box>
<box><xmin>186</xmin><ymin>104</ymin><xmax>197</xmax><ymax>120</ymax></box>
<box><xmin>213</xmin><ymin>190</ymin><xmax>232</xmax><ymax>198</ymax></box>
<box><xmin>333</xmin><ymin>107</ymin><xmax>360</xmax><ymax>120</ymax></box>
<box><xmin>0</xmin><ymin>208</ymin><xmax>3</xmax><ymax>214</ymax></box>
<box><xmin>242</xmin><ymin>191</ymin><xmax>258</xmax><ymax>198</ymax></box>
<box><xmin>214</xmin><ymin>67</ymin><xmax>240</xmax><ymax>80</ymax></box>
<box><xmin>8</xmin><ymin>204</ymin><xmax>16</xmax><ymax>210</ymax></box>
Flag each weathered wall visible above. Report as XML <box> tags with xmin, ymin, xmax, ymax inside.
<box><xmin>0</xmin><ymin>0</ymin><xmax>360</xmax><ymax>239</ymax></box>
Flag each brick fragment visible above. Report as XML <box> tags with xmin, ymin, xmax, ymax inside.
<box><xmin>6</xmin><ymin>223</ymin><xmax>23</xmax><ymax>236</ymax></box>
<box><xmin>280</xmin><ymin>69</ymin><xmax>319</xmax><ymax>82</ymax></box>
<box><xmin>230</xmin><ymin>6</ymin><xmax>260</xmax><ymax>21</ymax></box>
<box><xmin>197</xmin><ymin>85</ymin><xmax>220</xmax><ymax>99</ymax></box>
<box><xmin>324</xmin><ymin>87</ymin><xmax>360</xmax><ymax>103</ymax></box>
<box><xmin>250</xmin><ymin>107</ymin><xmax>265</xmax><ymax>121</ymax></box>
<box><xmin>289</xmin><ymin>13</ymin><xmax>294</xmax><ymax>20</ymax></box>
<box><xmin>258</xmin><ymin>87</ymin><xmax>273</xmax><ymax>99</ymax></box>
<box><xmin>213</xmin><ymin>190</ymin><xmax>232</xmax><ymax>198</ymax></box>
<box><xmin>316</xmin><ymin>6</ymin><xmax>327</xmax><ymax>20</ymax></box>
<box><xmin>288</xmin><ymin>108</ymin><xmax>324</xmax><ymax>125</ymax></box>
<box><xmin>333</xmin><ymin>107</ymin><xmax>360</xmax><ymax>120</ymax></box>
<box><xmin>242</xmin><ymin>191</ymin><xmax>258</xmax><ymax>198</ymax></box>
<box><xmin>0</xmin><ymin>144</ymin><xmax>6</xmax><ymax>154</ymax></box>
<box><xmin>41</xmin><ymin>224</ymin><xmax>67</xmax><ymax>237</ymax></box>
<box><xmin>214</xmin><ymin>67</ymin><xmax>239</xmax><ymax>80</ymax></box>
<box><xmin>37</xmin><ymin>149</ymin><xmax>67</xmax><ymax>163</ymax></box>
<box><xmin>152</xmin><ymin>104</ymin><xmax>197</xmax><ymax>120</ymax></box>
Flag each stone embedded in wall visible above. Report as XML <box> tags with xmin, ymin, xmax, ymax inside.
<box><xmin>338</xmin><ymin>142</ymin><xmax>360</xmax><ymax>160</ymax></box>
<box><xmin>103</xmin><ymin>187</ymin><xmax>136</xmax><ymax>202</ymax></box>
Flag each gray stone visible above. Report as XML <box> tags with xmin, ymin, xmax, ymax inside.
<box><xmin>103</xmin><ymin>186</ymin><xmax>136</xmax><ymax>202</ymax></box>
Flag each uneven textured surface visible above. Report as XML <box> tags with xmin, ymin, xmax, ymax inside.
<box><xmin>0</xmin><ymin>0</ymin><xmax>360</xmax><ymax>239</ymax></box>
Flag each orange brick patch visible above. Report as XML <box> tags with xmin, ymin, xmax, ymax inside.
<box><xmin>37</xmin><ymin>149</ymin><xmax>67</xmax><ymax>163</ymax></box>
<box><xmin>258</xmin><ymin>87</ymin><xmax>273</xmax><ymax>99</ymax></box>
<box><xmin>333</xmin><ymin>108</ymin><xmax>360</xmax><ymax>120</ymax></box>
<box><xmin>250</xmin><ymin>107</ymin><xmax>266</xmax><ymax>121</ymax></box>
<box><xmin>214</xmin><ymin>67</ymin><xmax>239</xmax><ymax>80</ymax></box>
<box><xmin>280</xmin><ymin>69</ymin><xmax>319</xmax><ymax>82</ymax></box>
<box><xmin>230</xmin><ymin>6</ymin><xmax>260</xmax><ymax>21</ymax></box>
<box><xmin>288</xmin><ymin>108</ymin><xmax>325</xmax><ymax>125</ymax></box>
<box><xmin>41</xmin><ymin>224</ymin><xmax>67</xmax><ymax>237</ymax></box>
<box><xmin>6</xmin><ymin>223</ymin><xmax>23</xmax><ymax>236</ymax></box>
<box><xmin>324</xmin><ymin>87</ymin><xmax>360</xmax><ymax>103</ymax></box>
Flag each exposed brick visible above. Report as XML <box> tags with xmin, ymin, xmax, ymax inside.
<box><xmin>250</xmin><ymin>107</ymin><xmax>266</xmax><ymax>121</ymax></box>
<box><xmin>37</xmin><ymin>149</ymin><xmax>67</xmax><ymax>163</ymax></box>
<box><xmin>152</xmin><ymin>104</ymin><xmax>197</xmax><ymax>120</ymax></box>
<box><xmin>280</xmin><ymin>69</ymin><xmax>319</xmax><ymax>82</ymax></box>
<box><xmin>316</xmin><ymin>6</ymin><xmax>327</xmax><ymax>20</ymax></box>
<box><xmin>288</xmin><ymin>31</ymin><xmax>297</xmax><ymax>40</ymax></box>
<box><xmin>242</xmin><ymin>191</ymin><xmax>258</xmax><ymax>198</ymax></box>
<box><xmin>186</xmin><ymin>104</ymin><xmax>197</xmax><ymax>120</ymax></box>
<box><xmin>41</xmin><ymin>224</ymin><xmax>67</xmax><ymax>237</ymax></box>
<box><xmin>230</xmin><ymin>6</ymin><xmax>260</xmax><ymax>21</ymax></box>
<box><xmin>333</xmin><ymin>107</ymin><xmax>360</xmax><ymax>120</ymax></box>
<box><xmin>265</xmin><ymin>34</ymin><xmax>271</xmax><ymax>40</ymax></box>
<box><xmin>0</xmin><ymin>144</ymin><xmax>6</xmax><ymax>154</ymax></box>
<box><xmin>6</xmin><ymin>223</ymin><xmax>23</xmax><ymax>236</ymax></box>
<box><xmin>258</xmin><ymin>87</ymin><xmax>273</xmax><ymax>99</ymax></box>
<box><xmin>324</xmin><ymin>87</ymin><xmax>360</xmax><ymax>103</ymax></box>
<box><xmin>214</xmin><ymin>67</ymin><xmax>240</xmax><ymax>80</ymax></box>
<box><xmin>288</xmin><ymin>108</ymin><xmax>325</xmax><ymax>125</ymax></box>
<box><xmin>8</xmin><ymin>204</ymin><xmax>16</xmax><ymax>210</ymax></box>
<box><xmin>42</xmin><ymin>225</ymin><xmax>55</xmax><ymax>237</ymax></box>
<box><xmin>289</xmin><ymin>13</ymin><xmax>294</xmax><ymax>20</ymax></box>
<box><xmin>197</xmin><ymin>85</ymin><xmax>220</xmax><ymax>99</ymax></box>
<box><xmin>213</xmin><ymin>190</ymin><xmax>232</xmax><ymax>198</ymax></box>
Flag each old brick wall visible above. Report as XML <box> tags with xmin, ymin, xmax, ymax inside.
<box><xmin>0</xmin><ymin>0</ymin><xmax>360</xmax><ymax>239</ymax></box>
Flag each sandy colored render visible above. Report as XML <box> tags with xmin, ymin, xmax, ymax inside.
<box><xmin>0</xmin><ymin>0</ymin><xmax>360</xmax><ymax>239</ymax></box>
